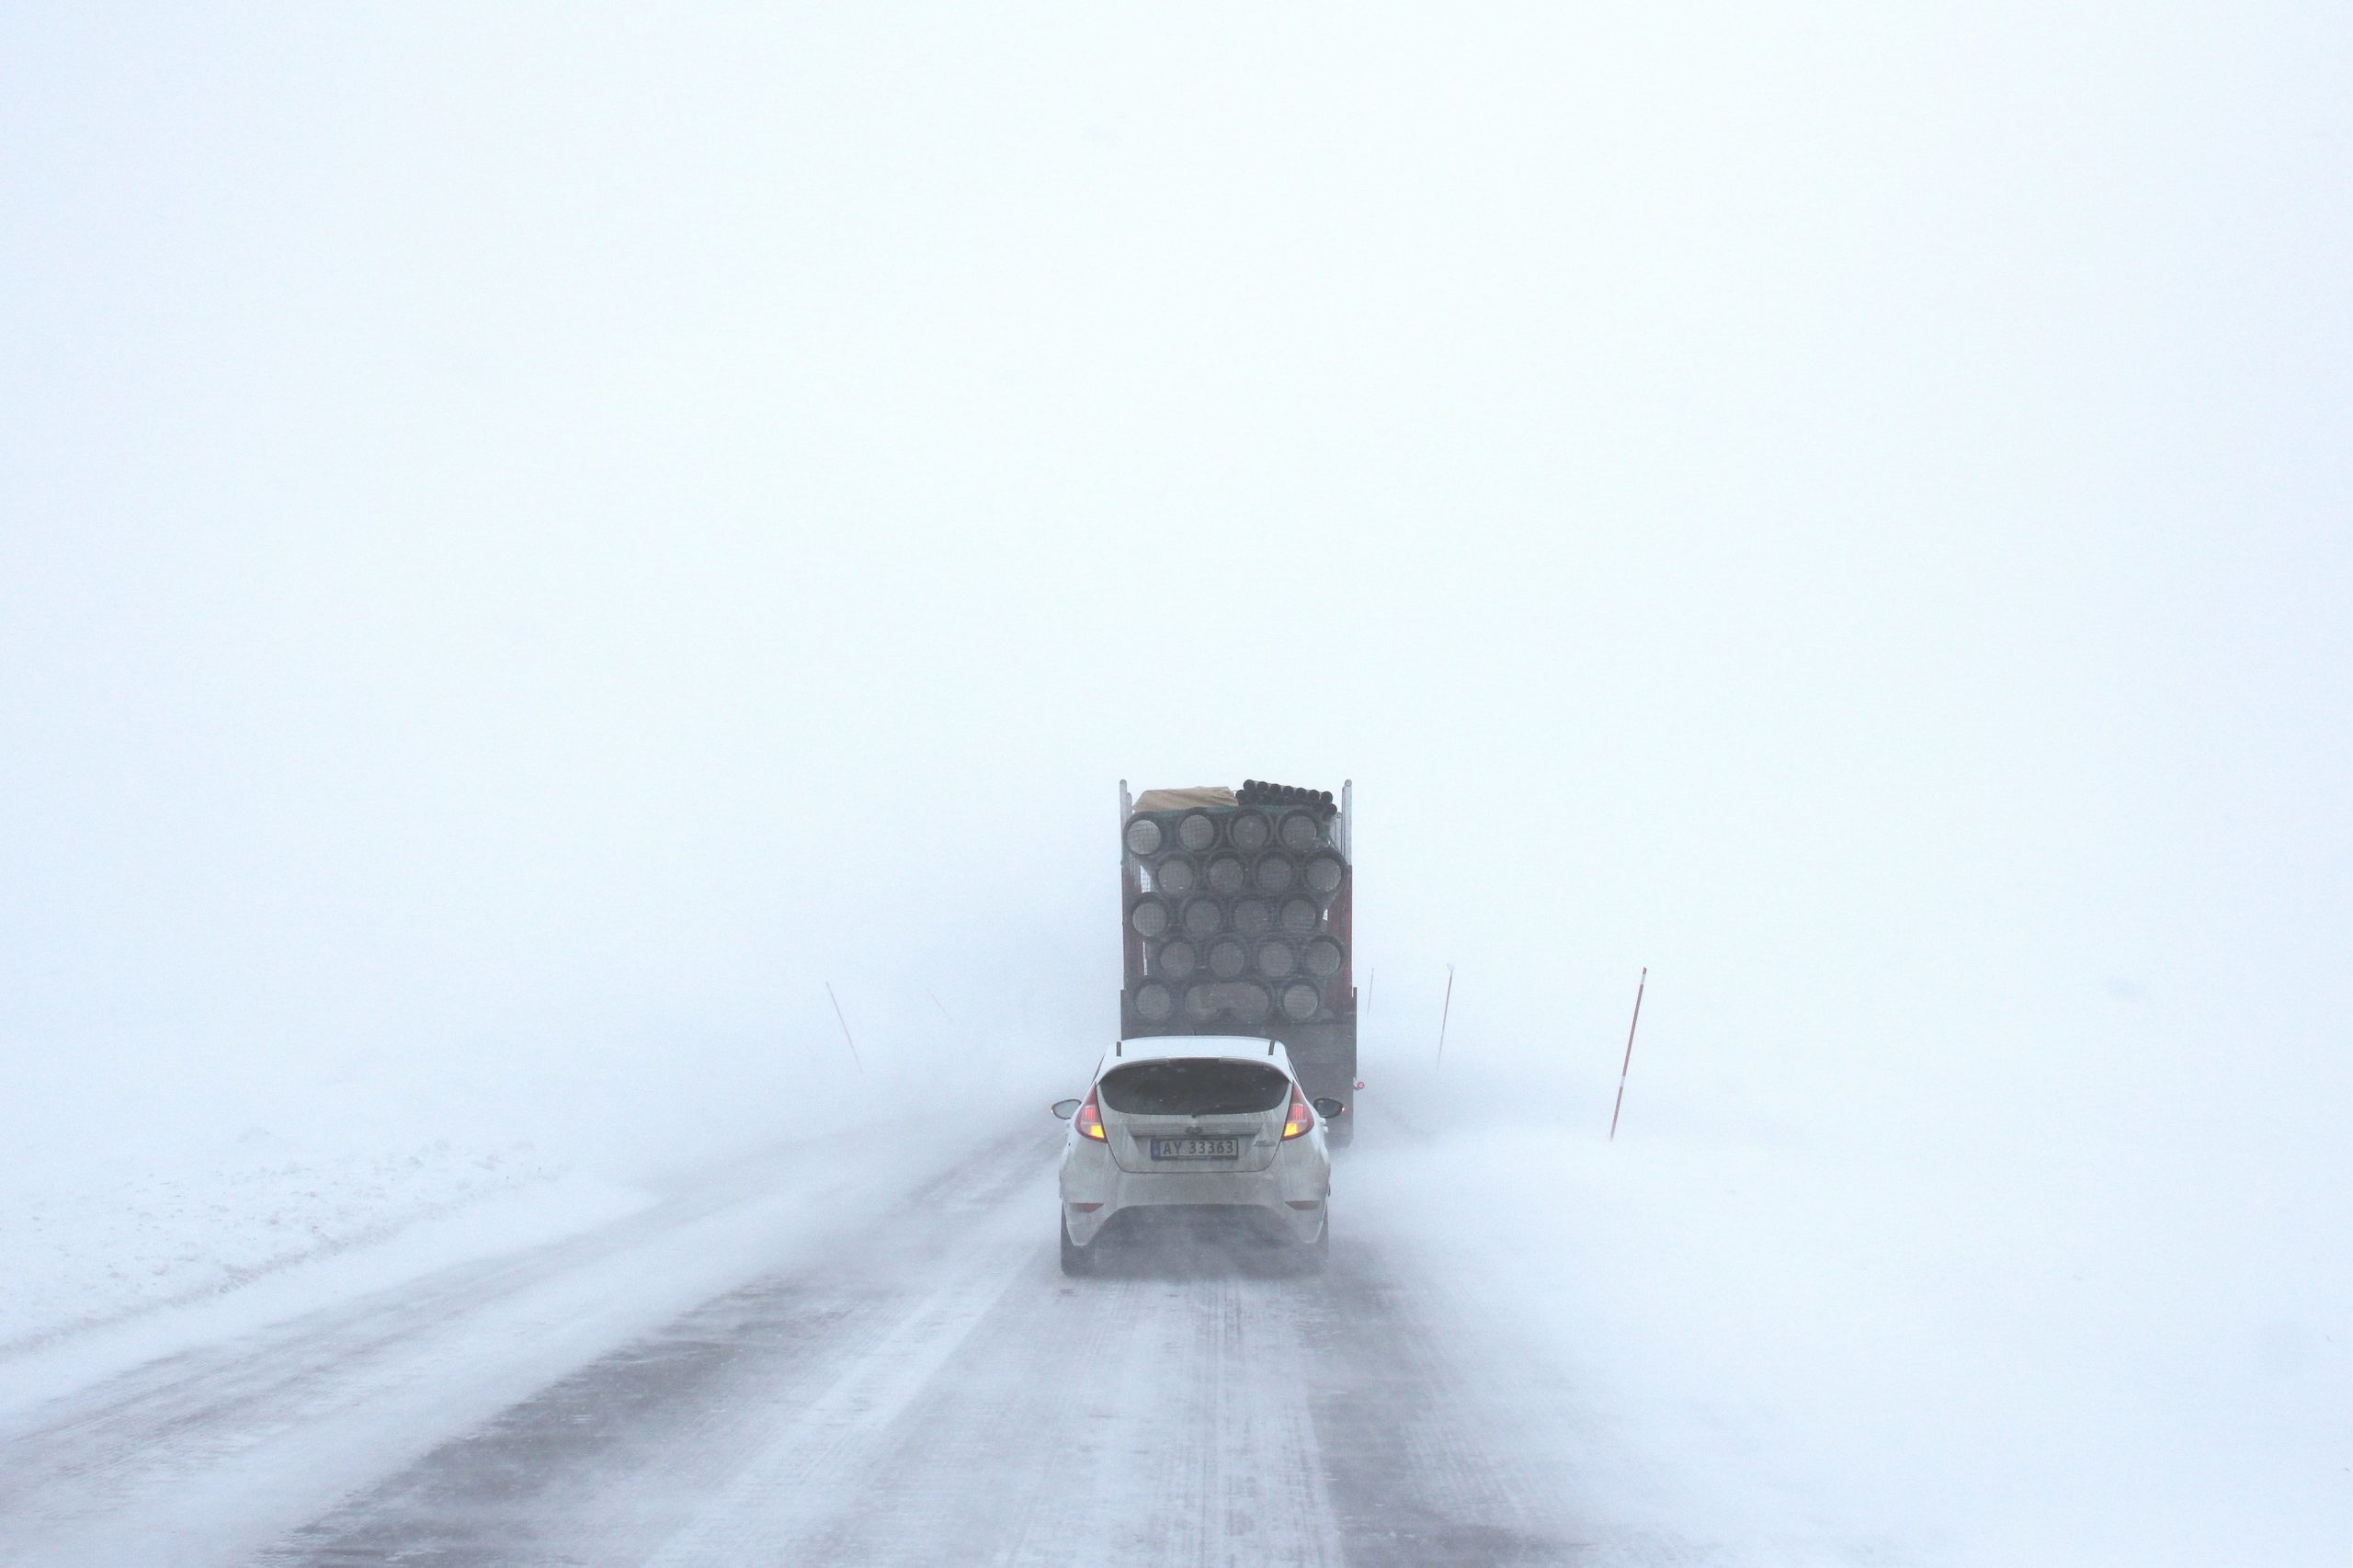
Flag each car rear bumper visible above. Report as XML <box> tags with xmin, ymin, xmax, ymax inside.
<box><xmin>1076</xmin><ymin>1201</ymin><xmax>1323</xmax><ymax>1250</ymax></box>
<box><xmin>1060</xmin><ymin>1150</ymin><xmax>1326</xmax><ymax>1246</ymax></box>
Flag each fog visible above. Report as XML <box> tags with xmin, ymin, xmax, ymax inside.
<box><xmin>5</xmin><ymin>5</ymin><xmax>2347</xmax><ymax>1562</ymax></box>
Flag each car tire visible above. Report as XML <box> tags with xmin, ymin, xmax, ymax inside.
<box><xmin>1059</xmin><ymin>1215</ymin><xmax>1095</xmax><ymax>1277</ymax></box>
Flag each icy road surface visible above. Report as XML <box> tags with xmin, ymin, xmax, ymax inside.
<box><xmin>0</xmin><ymin>1124</ymin><xmax>1866</xmax><ymax>1568</ymax></box>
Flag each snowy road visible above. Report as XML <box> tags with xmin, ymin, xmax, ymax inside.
<box><xmin>0</xmin><ymin>1126</ymin><xmax>1701</xmax><ymax>1568</ymax></box>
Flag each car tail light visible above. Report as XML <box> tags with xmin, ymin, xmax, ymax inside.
<box><xmin>1280</xmin><ymin>1085</ymin><xmax>1314</xmax><ymax>1140</ymax></box>
<box><xmin>1075</xmin><ymin>1086</ymin><xmax>1108</xmax><ymax>1142</ymax></box>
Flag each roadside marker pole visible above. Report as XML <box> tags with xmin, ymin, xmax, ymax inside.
<box><xmin>1608</xmin><ymin>967</ymin><xmax>1648</xmax><ymax>1142</ymax></box>
<box><xmin>1434</xmin><ymin>964</ymin><xmax>1455</xmax><ymax>1065</ymax></box>
<box><xmin>825</xmin><ymin>982</ymin><xmax>865</xmax><ymax>1074</ymax></box>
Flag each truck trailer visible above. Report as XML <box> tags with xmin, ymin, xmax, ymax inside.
<box><xmin>1118</xmin><ymin>778</ymin><xmax>1358</xmax><ymax>1142</ymax></box>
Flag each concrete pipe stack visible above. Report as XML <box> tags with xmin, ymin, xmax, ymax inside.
<box><xmin>1121</xmin><ymin>780</ymin><xmax>1351</xmax><ymax>1036</ymax></box>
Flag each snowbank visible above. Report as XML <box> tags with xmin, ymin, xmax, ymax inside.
<box><xmin>0</xmin><ymin>1043</ymin><xmax>672</xmax><ymax>1363</ymax></box>
<box><xmin>0</xmin><ymin>1128</ymin><xmax>614</xmax><ymax>1354</ymax></box>
<box><xmin>0</xmin><ymin>1021</ymin><xmax>1063</xmax><ymax>1368</ymax></box>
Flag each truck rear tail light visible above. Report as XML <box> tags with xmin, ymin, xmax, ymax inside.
<box><xmin>1075</xmin><ymin>1086</ymin><xmax>1108</xmax><ymax>1141</ymax></box>
<box><xmin>1280</xmin><ymin>1085</ymin><xmax>1314</xmax><ymax>1140</ymax></box>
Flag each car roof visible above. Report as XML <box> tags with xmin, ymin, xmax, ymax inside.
<box><xmin>1108</xmin><ymin>1034</ymin><xmax>1291</xmax><ymax>1065</ymax></box>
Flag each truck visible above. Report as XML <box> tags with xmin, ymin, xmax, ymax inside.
<box><xmin>1117</xmin><ymin>778</ymin><xmax>1358</xmax><ymax>1142</ymax></box>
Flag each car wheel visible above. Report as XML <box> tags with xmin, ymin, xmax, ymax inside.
<box><xmin>1059</xmin><ymin>1215</ymin><xmax>1095</xmax><ymax>1277</ymax></box>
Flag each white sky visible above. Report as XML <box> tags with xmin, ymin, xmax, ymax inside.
<box><xmin>3</xmin><ymin>5</ymin><xmax>2347</xmax><ymax>1168</ymax></box>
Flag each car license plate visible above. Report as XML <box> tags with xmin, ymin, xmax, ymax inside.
<box><xmin>1151</xmin><ymin>1137</ymin><xmax>1240</xmax><ymax>1160</ymax></box>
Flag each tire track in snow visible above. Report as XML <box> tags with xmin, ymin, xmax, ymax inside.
<box><xmin>261</xmin><ymin>1135</ymin><xmax>1052</xmax><ymax>1568</ymax></box>
<box><xmin>0</xmin><ymin>1137</ymin><xmax>986</xmax><ymax>1568</ymax></box>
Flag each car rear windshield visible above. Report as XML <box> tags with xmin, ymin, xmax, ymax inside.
<box><xmin>1097</xmin><ymin>1059</ymin><xmax>1290</xmax><ymax>1116</ymax></box>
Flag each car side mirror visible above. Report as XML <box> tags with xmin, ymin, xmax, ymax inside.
<box><xmin>1312</xmin><ymin>1097</ymin><xmax>1345</xmax><ymax>1119</ymax></box>
<box><xmin>1050</xmin><ymin>1098</ymin><xmax>1082</xmax><ymax>1120</ymax></box>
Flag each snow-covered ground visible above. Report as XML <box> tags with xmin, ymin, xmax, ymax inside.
<box><xmin>0</xmin><ymin>1111</ymin><xmax>1868</xmax><ymax>1568</ymax></box>
<box><xmin>1355</xmin><ymin>1054</ymin><xmax>2350</xmax><ymax>1568</ymax></box>
<box><xmin>0</xmin><ymin>1125</ymin><xmax>1014</xmax><ymax>1568</ymax></box>
<box><xmin>0</xmin><ymin>1046</ymin><xmax>667</xmax><ymax>1358</ymax></box>
<box><xmin>2</xmin><ymin>1017</ymin><xmax>2341</xmax><ymax>1568</ymax></box>
<box><xmin>0</xmin><ymin>1019</ymin><xmax>2340</xmax><ymax>1568</ymax></box>
<box><xmin>0</xmin><ymin>1125</ymin><xmax>621</xmax><ymax>1354</ymax></box>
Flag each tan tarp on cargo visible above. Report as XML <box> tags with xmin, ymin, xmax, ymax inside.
<box><xmin>1132</xmin><ymin>786</ymin><xmax>1238</xmax><ymax>812</ymax></box>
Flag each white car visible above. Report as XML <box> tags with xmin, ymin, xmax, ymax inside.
<box><xmin>1051</xmin><ymin>1035</ymin><xmax>1341</xmax><ymax>1276</ymax></box>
